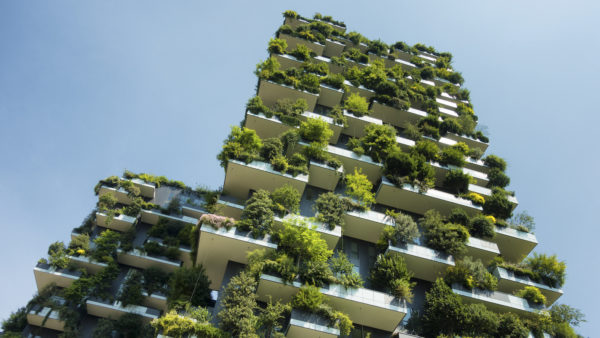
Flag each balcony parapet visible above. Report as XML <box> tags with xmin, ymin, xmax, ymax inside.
<box><xmin>493</xmin><ymin>267</ymin><xmax>563</xmax><ymax>306</ymax></box>
<box><xmin>33</xmin><ymin>262</ymin><xmax>82</xmax><ymax>290</ymax></box>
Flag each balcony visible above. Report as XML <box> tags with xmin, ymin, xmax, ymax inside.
<box><xmin>493</xmin><ymin>267</ymin><xmax>563</xmax><ymax>306</ymax></box>
<box><xmin>376</xmin><ymin>177</ymin><xmax>482</xmax><ymax>217</ymax></box>
<box><xmin>86</xmin><ymin>298</ymin><xmax>161</xmax><ymax>323</ymax></box>
<box><xmin>273</xmin><ymin>53</ymin><xmax>304</xmax><ymax>71</ymax></box>
<box><xmin>141</xmin><ymin>291</ymin><xmax>168</xmax><ymax>312</ymax></box>
<box><xmin>323</xmin><ymin>39</ymin><xmax>345</xmax><ymax>58</ymax></box>
<box><xmin>283</xmin><ymin>16</ymin><xmax>311</xmax><ymax>30</ymax></box>
<box><xmin>386</xmin><ymin>243</ymin><xmax>454</xmax><ymax>282</ymax></box>
<box><xmin>370</xmin><ymin>101</ymin><xmax>427</xmax><ymax>127</ymax></box>
<box><xmin>33</xmin><ymin>262</ymin><xmax>82</xmax><ymax>290</ymax></box>
<box><xmin>277</xmin><ymin>214</ymin><xmax>342</xmax><ymax>250</ymax></box>
<box><xmin>451</xmin><ymin>284</ymin><xmax>544</xmax><ymax>317</ymax></box>
<box><xmin>491</xmin><ymin>226</ymin><xmax>538</xmax><ymax>262</ymax></box>
<box><xmin>181</xmin><ymin>205</ymin><xmax>207</xmax><ymax>219</ymax></box>
<box><xmin>197</xmin><ymin>225</ymin><xmax>277</xmax><ymax>290</ymax></box>
<box><xmin>278</xmin><ymin>33</ymin><xmax>325</xmax><ymax>56</ymax></box>
<box><xmin>27</xmin><ymin>306</ymin><xmax>64</xmax><ymax>331</ymax></box>
<box><xmin>444</xmin><ymin>132</ymin><xmax>489</xmax><ymax>152</ymax></box>
<box><xmin>314</xmin><ymin>143</ymin><xmax>383</xmax><ymax>184</ymax></box>
<box><xmin>464</xmin><ymin>157</ymin><xmax>490</xmax><ymax>174</ymax></box>
<box><xmin>308</xmin><ymin>161</ymin><xmax>343</xmax><ymax>191</ymax></box>
<box><xmin>257</xmin><ymin>274</ymin><xmax>408</xmax><ymax>332</ymax></box>
<box><xmin>223</xmin><ymin>160</ymin><xmax>309</xmax><ymax>200</ymax></box>
<box><xmin>69</xmin><ymin>255</ymin><xmax>108</xmax><ymax>274</ymax></box>
<box><xmin>117</xmin><ymin>248</ymin><xmax>182</xmax><ymax>273</ymax></box>
<box><xmin>286</xmin><ymin>309</ymin><xmax>339</xmax><ymax>338</ymax></box>
<box><xmin>342</xmin><ymin>209</ymin><xmax>392</xmax><ymax>244</ymax></box>
<box><xmin>466</xmin><ymin>237</ymin><xmax>500</xmax><ymax>264</ymax></box>
<box><xmin>469</xmin><ymin>184</ymin><xmax>518</xmax><ymax>207</ymax></box>
<box><xmin>98</xmin><ymin>185</ymin><xmax>132</xmax><ymax>205</ymax></box>
<box><xmin>258</xmin><ymin>79</ymin><xmax>319</xmax><ymax>112</ymax></box>
<box><xmin>244</xmin><ymin>111</ymin><xmax>342</xmax><ymax>145</ymax></box>
<box><xmin>129</xmin><ymin>178</ymin><xmax>156</xmax><ymax>199</ymax></box>
<box><xmin>318</xmin><ymin>83</ymin><xmax>344</xmax><ymax>108</ymax></box>
<box><xmin>344</xmin><ymin>81</ymin><xmax>376</xmax><ymax>100</ymax></box>
<box><xmin>429</xmin><ymin>162</ymin><xmax>489</xmax><ymax>189</ymax></box>
<box><xmin>314</xmin><ymin>55</ymin><xmax>345</xmax><ymax>74</ymax></box>
<box><xmin>342</xmin><ymin>111</ymin><xmax>383</xmax><ymax>139</ymax></box>
<box><xmin>140</xmin><ymin>209</ymin><xmax>197</xmax><ymax>226</ymax></box>
<box><xmin>95</xmin><ymin>212</ymin><xmax>137</xmax><ymax>232</ymax></box>
<box><xmin>146</xmin><ymin>237</ymin><xmax>194</xmax><ymax>268</ymax></box>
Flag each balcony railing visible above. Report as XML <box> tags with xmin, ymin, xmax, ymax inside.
<box><xmin>98</xmin><ymin>185</ymin><xmax>133</xmax><ymax>205</ymax></box>
<box><xmin>27</xmin><ymin>306</ymin><xmax>64</xmax><ymax>331</ymax></box>
<box><xmin>117</xmin><ymin>248</ymin><xmax>182</xmax><ymax>273</ymax></box>
<box><xmin>278</xmin><ymin>33</ymin><xmax>326</xmax><ymax>56</ymax></box>
<box><xmin>493</xmin><ymin>267</ymin><xmax>563</xmax><ymax>306</ymax></box>
<box><xmin>96</xmin><ymin>212</ymin><xmax>137</xmax><ymax>232</ymax></box>
<box><xmin>257</xmin><ymin>274</ymin><xmax>408</xmax><ymax>332</ymax></box>
<box><xmin>86</xmin><ymin>298</ymin><xmax>161</xmax><ymax>323</ymax></box>
<box><xmin>386</xmin><ymin>242</ymin><xmax>454</xmax><ymax>282</ymax></box>
<box><xmin>68</xmin><ymin>255</ymin><xmax>108</xmax><ymax>274</ymax></box>
<box><xmin>342</xmin><ymin>208</ymin><xmax>393</xmax><ymax>244</ymax></box>
<box><xmin>197</xmin><ymin>225</ymin><xmax>277</xmax><ymax>290</ymax></box>
<box><xmin>223</xmin><ymin>159</ymin><xmax>309</xmax><ymax>200</ymax></box>
<box><xmin>491</xmin><ymin>226</ymin><xmax>538</xmax><ymax>263</ymax></box>
<box><xmin>33</xmin><ymin>262</ymin><xmax>82</xmax><ymax>290</ymax></box>
<box><xmin>140</xmin><ymin>209</ymin><xmax>198</xmax><ymax>226</ymax></box>
<box><xmin>452</xmin><ymin>284</ymin><xmax>544</xmax><ymax>317</ymax></box>
<box><xmin>286</xmin><ymin>309</ymin><xmax>340</xmax><ymax>338</ymax></box>
<box><xmin>258</xmin><ymin>79</ymin><xmax>319</xmax><ymax>112</ymax></box>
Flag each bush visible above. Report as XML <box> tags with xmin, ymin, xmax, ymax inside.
<box><xmin>47</xmin><ymin>241</ymin><xmax>70</xmax><ymax>269</ymax></box>
<box><xmin>118</xmin><ymin>271</ymin><xmax>144</xmax><ymax>307</ymax></box>
<box><xmin>1</xmin><ymin>307</ymin><xmax>27</xmax><ymax>334</ymax></box>
<box><xmin>168</xmin><ymin>265</ymin><xmax>212</xmax><ymax>309</ymax></box>
<box><xmin>382</xmin><ymin>210</ymin><xmax>420</xmax><ymax>245</ymax></box>
<box><xmin>217</xmin><ymin>271</ymin><xmax>258</xmax><ymax>336</ymax></box>
<box><xmin>468</xmin><ymin>215</ymin><xmax>495</xmax><ymax>239</ymax></box>
<box><xmin>299</xmin><ymin>117</ymin><xmax>333</xmax><ymax>144</ymax></box>
<box><xmin>444</xmin><ymin>169</ymin><xmax>472</xmax><ymax>195</ymax></box>
<box><xmin>217</xmin><ymin>126</ymin><xmax>262</xmax><ymax>168</ymax></box>
<box><xmin>290</xmin><ymin>44</ymin><xmax>313</xmax><ymax>61</ymax></box>
<box><xmin>268</xmin><ymin>38</ymin><xmax>287</xmax><ymax>54</ymax></box>
<box><xmin>283</xmin><ymin>10</ymin><xmax>298</xmax><ymax>18</ymax></box>
<box><xmin>271</xmin><ymin>184</ymin><xmax>301</xmax><ymax>215</ymax></box>
<box><xmin>525</xmin><ymin>253</ymin><xmax>566</xmax><ymax>288</ymax></box>
<box><xmin>483</xmin><ymin>154</ymin><xmax>507</xmax><ymax>171</ymax></box>
<box><xmin>370</xmin><ymin>253</ymin><xmax>414</xmax><ymax>301</ymax></box>
<box><xmin>320</xmin><ymin>73</ymin><xmax>345</xmax><ymax>89</ymax></box>
<box><xmin>315</xmin><ymin>192</ymin><xmax>346</xmax><ymax>229</ymax></box>
<box><xmin>384</xmin><ymin>150</ymin><xmax>417</xmax><ymax>178</ymax></box>
<box><xmin>412</xmin><ymin>140</ymin><xmax>439</xmax><ymax>162</ymax></box>
<box><xmin>359</xmin><ymin>124</ymin><xmax>398</xmax><ymax>162</ymax></box>
<box><xmin>420</xmin><ymin>278</ymin><xmax>464</xmax><ymax>336</ymax></box>
<box><xmin>465</xmin><ymin>192</ymin><xmax>485</xmax><ymax>205</ymax></box>
<box><xmin>516</xmin><ymin>286</ymin><xmax>546</xmax><ymax>305</ymax></box>
<box><xmin>497</xmin><ymin>313</ymin><xmax>529</xmax><ymax>338</ymax></box>
<box><xmin>259</xmin><ymin>138</ymin><xmax>283</xmax><ymax>161</ymax></box>
<box><xmin>270</xmin><ymin>154</ymin><xmax>289</xmax><ymax>173</ymax></box>
<box><xmin>421</xmin><ymin>210</ymin><xmax>469</xmax><ymax>256</ymax></box>
<box><xmin>448</xmin><ymin>208</ymin><xmax>469</xmax><ymax>226</ymax></box>
<box><xmin>403</xmin><ymin>121</ymin><xmax>422</xmax><ymax>141</ymax></box>
<box><xmin>439</xmin><ymin>147</ymin><xmax>465</xmax><ymax>167</ymax></box>
<box><xmin>445</xmin><ymin>257</ymin><xmax>497</xmax><ymax>290</ymax></box>
<box><xmin>91</xmin><ymin>230</ymin><xmax>121</xmax><ymax>262</ymax></box>
<box><xmin>343</xmin><ymin>92</ymin><xmax>369</xmax><ymax>116</ymax></box>
<box><xmin>482</xmin><ymin>189</ymin><xmax>513</xmax><ymax>219</ymax></box>
<box><xmin>487</xmin><ymin>168</ymin><xmax>510</xmax><ymax>188</ymax></box>
<box><xmin>329</xmin><ymin>252</ymin><xmax>363</xmax><ymax>288</ymax></box>
<box><xmin>238</xmin><ymin>190</ymin><xmax>274</xmax><ymax>238</ymax></box>
<box><xmin>292</xmin><ymin>285</ymin><xmax>324</xmax><ymax>312</ymax></box>
<box><xmin>345</xmin><ymin>168</ymin><xmax>375</xmax><ymax>208</ymax></box>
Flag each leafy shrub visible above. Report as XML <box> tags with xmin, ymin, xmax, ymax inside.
<box><xmin>444</xmin><ymin>169</ymin><xmax>472</xmax><ymax>195</ymax></box>
<box><xmin>525</xmin><ymin>253</ymin><xmax>566</xmax><ymax>288</ymax></box>
<box><xmin>370</xmin><ymin>253</ymin><xmax>414</xmax><ymax>302</ymax></box>
<box><xmin>217</xmin><ymin>126</ymin><xmax>262</xmax><ymax>168</ymax></box>
<box><xmin>91</xmin><ymin>230</ymin><xmax>121</xmax><ymax>262</ymax></box>
<box><xmin>508</xmin><ymin>211</ymin><xmax>535</xmax><ymax>233</ymax></box>
<box><xmin>497</xmin><ymin>313</ymin><xmax>529</xmax><ymax>338</ymax></box>
<box><xmin>268</xmin><ymin>38</ymin><xmax>287</xmax><ymax>54</ymax></box>
<box><xmin>238</xmin><ymin>190</ymin><xmax>274</xmax><ymax>238</ymax></box>
<box><xmin>412</xmin><ymin>140</ymin><xmax>439</xmax><ymax>161</ymax></box>
<box><xmin>487</xmin><ymin>168</ymin><xmax>510</xmax><ymax>188</ymax></box>
<box><xmin>367</xmin><ymin>39</ymin><xmax>389</xmax><ymax>56</ymax></box>
<box><xmin>465</xmin><ymin>192</ymin><xmax>485</xmax><ymax>205</ymax></box>
<box><xmin>320</xmin><ymin>73</ymin><xmax>345</xmax><ymax>89</ymax></box>
<box><xmin>445</xmin><ymin>257</ymin><xmax>498</xmax><ymax>290</ymax></box>
<box><xmin>359</xmin><ymin>124</ymin><xmax>398</xmax><ymax>162</ymax></box>
<box><xmin>299</xmin><ymin>117</ymin><xmax>333</xmax><ymax>144</ymax></box>
<box><xmin>217</xmin><ymin>271</ymin><xmax>258</xmax><ymax>336</ymax></box>
<box><xmin>292</xmin><ymin>285</ymin><xmax>324</xmax><ymax>312</ymax></box>
<box><xmin>516</xmin><ymin>286</ymin><xmax>546</xmax><ymax>305</ymax></box>
<box><xmin>448</xmin><ymin>208</ymin><xmax>469</xmax><ymax>226</ymax></box>
<box><xmin>270</xmin><ymin>154</ymin><xmax>289</xmax><ymax>173</ymax></box>
<box><xmin>329</xmin><ymin>252</ymin><xmax>363</xmax><ymax>288</ymax></box>
<box><xmin>47</xmin><ymin>241</ymin><xmax>70</xmax><ymax>269</ymax></box>
<box><xmin>439</xmin><ymin>147</ymin><xmax>465</xmax><ymax>167</ymax></box>
<box><xmin>259</xmin><ymin>138</ymin><xmax>283</xmax><ymax>161</ymax></box>
<box><xmin>168</xmin><ymin>265</ymin><xmax>212</xmax><ymax>309</ymax></box>
<box><xmin>402</xmin><ymin>121</ymin><xmax>422</xmax><ymax>141</ymax></box>
<box><xmin>283</xmin><ymin>10</ymin><xmax>298</xmax><ymax>18</ymax></box>
<box><xmin>380</xmin><ymin>210</ymin><xmax>420</xmax><ymax>245</ymax></box>
<box><xmin>343</xmin><ymin>92</ymin><xmax>369</xmax><ymax>116</ymax></box>
<box><xmin>345</xmin><ymin>168</ymin><xmax>375</xmax><ymax>208</ymax></box>
<box><xmin>315</xmin><ymin>192</ymin><xmax>346</xmax><ymax>229</ymax></box>
<box><xmin>290</xmin><ymin>44</ymin><xmax>313</xmax><ymax>61</ymax></box>
<box><xmin>468</xmin><ymin>215</ymin><xmax>495</xmax><ymax>239</ymax></box>
<box><xmin>270</xmin><ymin>184</ymin><xmax>301</xmax><ymax>215</ymax></box>
<box><xmin>483</xmin><ymin>154</ymin><xmax>507</xmax><ymax>171</ymax></box>
<box><xmin>118</xmin><ymin>271</ymin><xmax>144</xmax><ymax>307</ymax></box>
<box><xmin>482</xmin><ymin>189</ymin><xmax>513</xmax><ymax>219</ymax></box>
<box><xmin>421</xmin><ymin>210</ymin><xmax>469</xmax><ymax>256</ymax></box>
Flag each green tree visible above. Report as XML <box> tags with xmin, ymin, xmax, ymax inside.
<box><xmin>299</xmin><ymin>117</ymin><xmax>333</xmax><ymax>145</ymax></box>
<box><xmin>167</xmin><ymin>265</ymin><xmax>212</xmax><ymax>309</ymax></box>
<box><xmin>217</xmin><ymin>126</ymin><xmax>263</xmax><ymax>168</ymax></box>
<box><xmin>315</xmin><ymin>192</ymin><xmax>346</xmax><ymax>229</ymax></box>
<box><xmin>345</xmin><ymin>168</ymin><xmax>375</xmax><ymax>208</ymax></box>
<box><xmin>47</xmin><ymin>241</ymin><xmax>70</xmax><ymax>269</ymax></box>
<box><xmin>525</xmin><ymin>253</ymin><xmax>566</xmax><ymax>288</ymax></box>
<box><xmin>359</xmin><ymin>124</ymin><xmax>397</xmax><ymax>162</ymax></box>
<box><xmin>258</xmin><ymin>298</ymin><xmax>290</xmax><ymax>338</ymax></box>
<box><xmin>238</xmin><ymin>190</ymin><xmax>275</xmax><ymax>238</ymax></box>
<box><xmin>420</xmin><ymin>278</ymin><xmax>464</xmax><ymax>336</ymax></box>
<box><xmin>270</xmin><ymin>184</ymin><xmax>301</xmax><ymax>215</ymax></box>
<box><xmin>421</xmin><ymin>210</ymin><xmax>469</xmax><ymax>257</ymax></box>
<box><xmin>218</xmin><ymin>271</ymin><xmax>259</xmax><ymax>337</ymax></box>
<box><xmin>370</xmin><ymin>252</ymin><xmax>414</xmax><ymax>302</ymax></box>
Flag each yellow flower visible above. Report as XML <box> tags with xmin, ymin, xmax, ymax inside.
<box><xmin>467</xmin><ymin>192</ymin><xmax>485</xmax><ymax>205</ymax></box>
<box><xmin>485</xmin><ymin>215</ymin><xmax>496</xmax><ymax>224</ymax></box>
<box><xmin>76</xmin><ymin>249</ymin><xmax>85</xmax><ymax>255</ymax></box>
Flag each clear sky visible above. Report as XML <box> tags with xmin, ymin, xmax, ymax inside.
<box><xmin>0</xmin><ymin>1</ymin><xmax>597</xmax><ymax>335</ymax></box>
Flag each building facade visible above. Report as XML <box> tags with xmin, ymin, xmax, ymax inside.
<box><xmin>5</xmin><ymin>10</ymin><xmax>575</xmax><ymax>338</ymax></box>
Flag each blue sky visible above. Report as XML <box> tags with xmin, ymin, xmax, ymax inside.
<box><xmin>0</xmin><ymin>1</ymin><xmax>597</xmax><ymax>335</ymax></box>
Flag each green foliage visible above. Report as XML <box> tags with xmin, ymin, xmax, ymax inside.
<box><xmin>270</xmin><ymin>154</ymin><xmax>289</xmax><ymax>173</ymax></box>
<box><xmin>292</xmin><ymin>284</ymin><xmax>324</xmax><ymax>312</ymax></box>
<box><xmin>142</xmin><ymin>267</ymin><xmax>170</xmax><ymax>295</ymax></box>
<box><xmin>238</xmin><ymin>190</ymin><xmax>275</xmax><ymax>238</ymax></box>
<box><xmin>246</xmin><ymin>96</ymin><xmax>270</xmax><ymax>115</ymax></box>
<box><xmin>439</xmin><ymin>147</ymin><xmax>465</xmax><ymax>167</ymax></box>
<box><xmin>315</xmin><ymin>192</ymin><xmax>346</xmax><ymax>229</ymax></box>
<box><xmin>275</xmin><ymin>218</ymin><xmax>332</xmax><ymax>267</ymax></box>
<box><xmin>412</xmin><ymin>140</ymin><xmax>439</xmax><ymax>162</ymax></box>
<box><xmin>483</xmin><ymin>154</ymin><xmax>507</xmax><ymax>171</ymax></box>
<box><xmin>380</xmin><ymin>210</ymin><xmax>420</xmax><ymax>245</ymax></box>
<box><xmin>420</xmin><ymin>278</ymin><xmax>465</xmax><ymax>336</ymax></box>
<box><xmin>283</xmin><ymin>10</ymin><xmax>298</xmax><ymax>18</ymax></box>
<box><xmin>91</xmin><ymin>230</ymin><xmax>121</xmax><ymax>263</ymax></box>
<box><xmin>343</xmin><ymin>92</ymin><xmax>369</xmax><ymax>116</ymax></box>
<box><xmin>290</xmin><ymin>44</ymin><xmax>314</xmax><ymax>61</ymax></box>
<box><xmin>402</xmin><ymin>121</ymin><xmax>422</xmax><ymax>141</ymax></box>
<box><xmin>525</xmin><ymin>253</ymin><xmax>566</xmax><ymax>288</ymax></box>
<box><xmin>444</xmin><ymin>169</ymin><xmax>472</xmax><ymax>195</ymax></box>
<box><xmin>421</xmin><ymin>210</ymin><xmax>469</xmax><ymax>256</ymax></box>
<box><xmin>359</xmin><ymin>124</ymin><xmax>398</xmax><ymax>162</ymax></box>
<box><xmin>1</xmin><ymin>307</ymin><xmax>27</xmax><ymax>334</ymax></box>
<box><xmin>92</xmin><ymin>318</ymin><xmax>116</xmax><ymax>338</ymax></box>
<box><xmin>497</xmin><ymin>313</ymin><xmax>529</xmax><ymax>338</ymax></box>
<box><xmin>114</xmin><ymin>313</ymin><xmax>153</xmax><ymax>338</ymax></box>
<box><xmin>367</xmin><ymin>39</ymin><xmax>389</xmax><ymax>56</ymax></box>
<box><xmin>448</xmin><ymin>208</ymin><xmax>470</xmax><ymax>226</ymax></box>
<box><xmin>329</xmin><ymin>252</ymin><xmax>363</xmax><ymax>288</ymax></box>
<box><xmin>370</xmin><ymin>252</ymin><xmax>414</xmax><ymax>301</ymax></box>
<box><xmin>47</xmin><ymin>241</ymin><xmax>70</xmax><ymax>269</ymax></box>
<box><xmin>217</xmin><ymin>126</ymin><xmax>262</xmax><ymax>168</ymax></box>
<box><xmin>516</xmin><ymin>286</ymin><xmax>546</xmax><ymax>305</ymax></box>
<box><xmin>445</xmin><ymin>257</ymin><xmax>498</xmax><ymax>290</ymax></box>
<box><xmin>118</xmin><ymin>271</ymin><xmax>144</xmax><ymax>307</ymax></box>
<box><xmin>299</xmin><ymin>117</ymin><xmax>333</xmax><ymax>144</ymax></box>
<box><xmin>487</xmin><ymin>168</ymin><xmax>510</xmax><ymax>188</ymax></box>
<box><xmin>320</xmin><ymin>73</ymin><xmax>345</xmax><ymax>89</ymax></box>
<box><xmin>550</xmin><ymin>304</ymin><xmax>586</xmax><ymax>327</ymax></box>
<box><xmin>167</xmin><ymin>265</ymin><xmax>212</xmax><ymax>309</ymax></box>
<box><xmin>268</xmin><ymin>38</ymin><xmax>287</xmax><ymax>54</ymax></box>
<box><xmin>270</xmin><ymin>184</ymin><xmax>301</xmax><ymax>215</ymax></box>
<box><xmin>345</xmin><ymin>168</ymin><xmax>375</xmax><ymax>208</ymax></box>
<box><xmin>468</xmin><ymin>215</ymin><xmax>496</xmax><ymax>239</ymax></box>
<box><xmin>97</xmin><ymin>193</ymin><xmax>118</xmax><ymax>212</ymax></box>
<box><xmin>218</xmin><ymin>271</ymin><xmax>259</xmax><ymax>337</ymax></box>
<box><xmin>258</xmin><ymin>298</ymin><xmax>290</xmax><ymax>337</ymax></box>
<box><xmin>483</xmin><ymin>189</ymin><xmax>513</xmax><ymax>219</ymax></box>
<box><xmin>509</xmin><ymin>210</ymin><xmax>536</xmax><ymax>233</ymax></box>
<box><xmin>151</xmin><ymin>309</ymin><xmax>227</xmax><ymax>338</ymax></box>
<box><xmin>260</xmin><ymin>138</ymin><xmax>283</xmax><ymax>162</ymax></box>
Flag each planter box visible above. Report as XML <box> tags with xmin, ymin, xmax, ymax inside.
<box><xmin>98</xmin><ymin>185</ymin><xmax>132</xmax><ymax>205</ymax></box>
<box><xmin>491</xmin><ymin>226</ymin><xmax>538</xmax><ymax>263</ymax></box>
<box><xmin>69</xmin><ymin>255</ymin><xmax>108</xmax><ymax>274</ymax></box>
<box><xmin>308</xmin><ymin>160</ymin><xmax>343</xmax><ymax>191</ymax></box>
<box><xmin>323</xmin><ymin>39</ymin><xmax>345</xmax><ymax>58</ymax></box>
<box><xmin>33</xmin><ymin>263</ymin><xmax>82</xmax><ymax>290</ymax></box>
<box><xmin>342</xmin><ymin>209</ymin><xmax>393</xmax><ymax>244</ymax></box>
<box><xmin>96</xmin><ymin>212</ymin><xmax>137</xmax><ymax>232</ymax></box>
<box><xmin>466</xmin><ymin>237</ymin><xmax>500</xmax><ymax>264</ymax></box>
<box><xmin>140</xmin><ymin>209</ymin><xmax>197</xmax><ymax>226</ymax></box>
<box><xmin>86</xmin><ymin>299</ymin><xmax>160</xmax><ymax>323</ymax></box>
<box><xmin>117</xmin><ymin>249</ymin><xmax>181</xmax><ymax>273</ymax></box>
<box><xmin>386</xmin><ymin>243</ymin><xmax>455</xmax><ymax>282</ymax></box>
<box><xmin>258</xmin><ymin>79</ymin><xmax>319</xmax><ymax>112</ymax></box>
<box><xmin>343</xmin><ymin>110</ymin><xmax>383</xmax><ymax>138</ymax></box>
<box><xmin>452</xmin><ymin>284</ymin><xmax>544</xmax><ymax>317</ymax></box>
<box><xmin>286</xmin><ymin>309</ymin><xmax>340</xmax><ymax>338</ymax></box>
<box><xmin>344</xmin><ymin>81</ymin><xmax>376</xmax><ymax>100</ymax></box>
<box><xmin>318</xmin><ymin>83</ymin><xmax>344</xmax><ymax>108</ymax></box>
<box><xmin>27</xmin><ymin>307</ymin><xmax>65</xmax><ymax>331</ymax></box>
<box><xmin>493</xmin><ymin>267</ymin><xmax>563</xmax><ymax>306</ymax></box>
<box><xmin>370</xmin><ymin>101</ymin><xmax>427</xmax><ymax>127</ymax></box>
<box><xmin>278</xmin><ymin>33</ymin><xmax>325</xmax><ymax>56</ymax></box>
